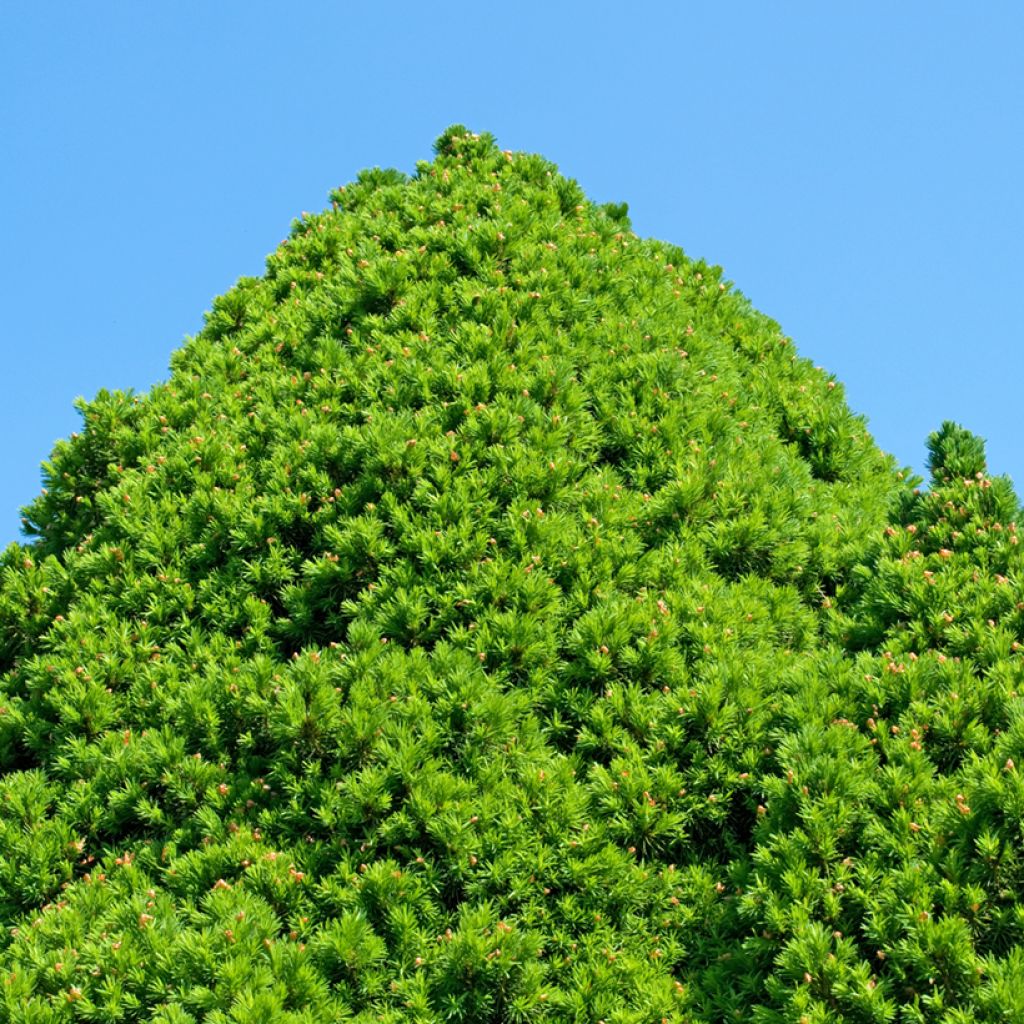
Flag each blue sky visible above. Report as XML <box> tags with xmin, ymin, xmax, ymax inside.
<box><xmin>2</xmin><ymin>3</ymin><xmax>1021</xmax><ymax>550</ymax></box>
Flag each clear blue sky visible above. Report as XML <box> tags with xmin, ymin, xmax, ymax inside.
<box><xmin>3</xmin><ymin>3</ymin><xmax>1022</xmax><ymax>550</ymax></box>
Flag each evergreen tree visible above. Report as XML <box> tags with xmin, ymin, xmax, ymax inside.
<box><xmin>1</xmin><ymin>127</ymin><xmax>1020</xmax><ymax>1022</ymax></box>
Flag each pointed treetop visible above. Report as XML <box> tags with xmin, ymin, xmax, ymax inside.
<box><xmin>926</xmin><ymin>420</ymin><xmax>988</xmax><ymax>482</ymax></box>
<box><xmin>432</xmin><ymin>124</ymin><xmax>498</xmax><ymax>158</ymax></box>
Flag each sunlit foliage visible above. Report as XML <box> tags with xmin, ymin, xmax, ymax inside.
<box><xmin>1</xmin><ymin>128</ymin><xmax>1021</xmax><ymax>1022</ymax></box>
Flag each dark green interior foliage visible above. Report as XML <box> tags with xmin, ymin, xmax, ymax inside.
<box><xmin>1</xmin><ymin>127</ymin><xmax>1022</xmax><ymax>1023</ymax></box>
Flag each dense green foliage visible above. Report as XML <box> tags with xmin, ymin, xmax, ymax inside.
<box><xmin>1</xmin><ymin>127</ymin><xmax>1022</xmax><ymax>1023</ymax></box>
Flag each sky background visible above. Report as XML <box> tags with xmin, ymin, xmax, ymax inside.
<box><xmin>2</xmin><ymin>3</ymin><xmax>1021</xmax><ymax>550</ymax></box>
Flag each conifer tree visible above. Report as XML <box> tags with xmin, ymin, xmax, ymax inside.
<box><xmin>1</xmin><ymin>128</ymin><xmax>1021</xmax><ymax>1022</ymax></box>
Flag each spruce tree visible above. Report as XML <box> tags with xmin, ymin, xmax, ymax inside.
<box><xmin>1</xmin><ymin>127</ymin><xmax>1021</xmax><ymax>1022</ymax></box>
